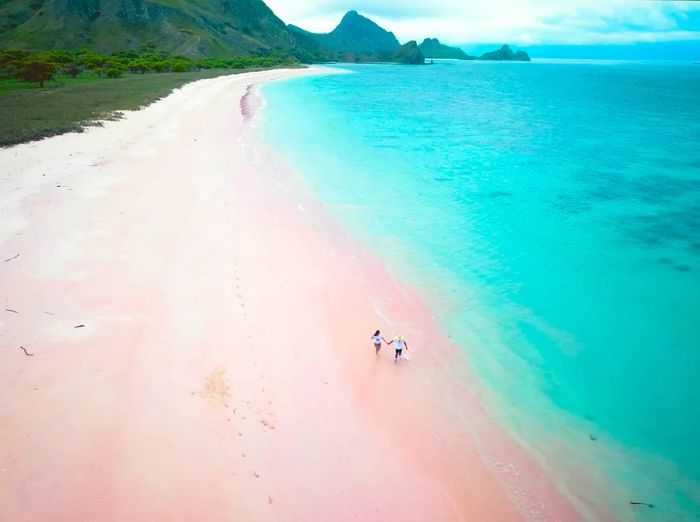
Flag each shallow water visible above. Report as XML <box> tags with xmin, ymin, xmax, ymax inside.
<box><xmin>262</xmin><ymin>60</ymin><xmax>700</xmax><ymax>519</ymax></box>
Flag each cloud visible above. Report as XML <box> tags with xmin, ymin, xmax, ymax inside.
<box><xmin>311</xmin><ymin>1</ymin><xmax>435</xmax><ymax>20</ymax></box>
<box><xmin>264</xmin><ymin>0</ymin><xmax>700</xmax><ymax>45</ymax></box>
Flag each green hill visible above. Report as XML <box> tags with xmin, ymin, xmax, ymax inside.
<box><xmin>419</xmin><ymin>38</ymin><xmax>475</xmax><ymax>60</ymax></box>
<box><xmin>0</xmin><ymin>0</ymin><xmax>309</xmax><ymax>58</ymax></box>
<box><xmin>289</xmin><ymin>10</ymin><xmax>400</xmax><ymax>54</ymax></box>
<box><xmin>479</xmin><ymin>44</ymin><xmax>530</xmax><ymax>61</ymax></box>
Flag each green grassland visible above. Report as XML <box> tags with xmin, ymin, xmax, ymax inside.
<box><xmin>0</xmin><ymin>46</ymin><xmax>301</xmax><ymax>146</ymax></box>
<box><xmin>0</xmin><ymin>67</ymin><xmax>291</xmax><ymax>146</ymax></box>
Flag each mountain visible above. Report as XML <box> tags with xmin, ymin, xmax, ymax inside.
<box><xmin>289</xmin><ymin>10</ymin><xmax>400</xmax><ymax>54</ymax></box>
<box><xmin>394</xmin><ymin>40</ymin><xmax>424</xmax><ymax>64</ymax></box>
<box><xmin>419</xmin><ymin>38</ymin><xmax>475</xmax><ymax>60</ymax></box>
<box><xmin>0</xmin><ymin>0</ymin><xmax>309</xmax><ymax>58</ymax></box>
<box><xmin>479</xmin><ymin>44</ymin><xmax>530</xmax><ymax>62</ymax></box>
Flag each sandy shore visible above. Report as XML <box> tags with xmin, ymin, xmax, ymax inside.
<box><xmin>0</xmin><ymin>67</ymin><xmax>579</xmax><ymax>521</ymax></box>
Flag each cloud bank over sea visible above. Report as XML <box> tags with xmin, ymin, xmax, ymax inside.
<box><xmin>266</xmin><ymin>0</ymin><xmax>700</xmax><ymax>46</ymax></box>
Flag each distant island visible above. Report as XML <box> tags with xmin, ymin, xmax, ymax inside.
<box><xmin>419</xmin><ymin>39</ymin><xmax>530</xmax><ymax>62</ymax></box>
<box><xmin>419</xmin><ymin>38</ymin><xmax>476</xmax><ymax>60</ymax></box>
<box><xmin>479</xmin><ymin>45</ymin><xmax>530</xmax><ymax>62</ymax></box>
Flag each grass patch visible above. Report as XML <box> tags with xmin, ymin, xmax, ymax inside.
<box><xmin>0</xmin><ymin>68</ymin><xmax>283</xmax><ymax>146</ymax></box>
<box><xmin>0</xmin><ymin>71</ymin><xmax>111</xmax><ymax>95</ymax></box>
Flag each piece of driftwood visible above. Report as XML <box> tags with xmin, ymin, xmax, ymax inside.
<box><xmin>4</xmin><ymin>253</ymin><xmax>20</xmax><ymax>263</ymax></box>
<box><xmin>74</xmin><ymin>324</ymin><xmax>85</xmax><ymax>328</ymax></box>
<box><xmin>5</xmin><ymin>309</ymin><xmax>18</xmax><ymax>313</ymax></box>
<box><xmin>20</xmin><ymin>346</ymin><xmax>34</xmax><ymax>357</ymax></box>
<box><xmin>630</xmin><ymin>501</ymin><xmax>654</xmax><ymax>508</ymax></box>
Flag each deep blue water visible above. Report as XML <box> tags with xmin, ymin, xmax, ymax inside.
<box><xmin>262</xmin><ymin>60</ymin><xmax>700</xmax><ymax>519</ymax></box>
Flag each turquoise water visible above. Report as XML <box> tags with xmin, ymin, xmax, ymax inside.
<box><xmin>263</xmin><ymin>61</ymin><xmax>700</xmax><ymax>519</ymax></box>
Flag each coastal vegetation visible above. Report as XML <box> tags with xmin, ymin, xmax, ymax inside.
<box><xmin>0</xmin><ymin>47</ymin><xmax>298</xmax><ymax>146</ymax></box>
<box><xmin>0</xmin><ymin>47</ymin><xmax>298</xmax><ymax>88</ymax></box>
<box><xmin>479</xmin><ymin>44</ymin><xmax>530</xmax><ymax>61</ymax></box>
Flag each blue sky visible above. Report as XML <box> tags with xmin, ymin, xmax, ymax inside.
<box><xmin>265</xmin><ymin>0</ymin><xmax>700</xmax><ymax>46</ymax></box>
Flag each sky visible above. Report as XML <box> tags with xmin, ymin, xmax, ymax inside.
<box><xmin>264</xmin><ymin>0</ymin><xmax>700</xmax><ymax>47</ymax></box>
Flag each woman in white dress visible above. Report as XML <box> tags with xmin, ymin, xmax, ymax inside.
<box><xmin>371</xmin><ymin>330</ymin><xmax>387</xmax><ymax>355</ymax></box>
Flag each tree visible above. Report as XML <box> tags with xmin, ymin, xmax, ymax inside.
<box><xmin>14</xmin><ymin>56</ymin><xmax>56</xmax><ymax>86</ymax></box>
<box><xmin>44</xmin><ymin>49</ymin><xmax>72</xmax><ymax>64</ymax></box>
<box><xmin>0</xmin><ymin>48</ymin><xmax>30</xmax><ymax>68</ymax></box>
<box><xmin>80</xmin><ymin>51</ymin><xmax>107</xmax><ymax>76</ymax></box>
<box><xmin>64</xmin><ymin>62</ymin><xmax>81</xmax><ymax>78</ymax></box>
<box><xmin>168</xmin><ymin>58</ymin><xmax>191</xmax><ymax>72</ymax></box>
<box><xmin>128</xmin><ymin>58</ymin><xmax>150</xmax><ymax>74</ymax></box>
<box><xmin>104</xmin><ymin>58</ymin><xmax>126</xmax><ymax>78</ymax></box>
<box><xmin>149</xmin><ymin>60</ymin><xmax>167</xmax><ymax>73</ymax></box>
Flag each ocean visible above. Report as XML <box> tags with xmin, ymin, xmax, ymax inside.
<box><xmin>262</xmin><ymin>60</ymin><xmax>700</xmax><ymax>519</ymax></box>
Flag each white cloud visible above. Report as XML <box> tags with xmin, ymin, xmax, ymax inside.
<box><xmin>264</xmin><ymin>0</ymin><xmax>700</xmax><ymax>45</ymax></box>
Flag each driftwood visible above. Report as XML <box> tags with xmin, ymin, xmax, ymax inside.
<box><xmin>4</xmin><ymin>253</ymin><xmax>20</xmax><ymax>263</ymax></box>
<box><xmin>630</xmin><ymin>502</ymin><xmax>654</xmax><ymax>508</ymax></box>
<box><xmin>5</xmin><ymin>309</ymin><xmax>18</xmax><ymax>314</ymax></box>
<box><xmin>20</xmin><ymin>346</ymin><xmax>34</xmax><ymax>357</ymax></box>
<box><xmin>74</xmin><ymin>324</ymin><xmax>85</xmax><ymax>328</ymax></box>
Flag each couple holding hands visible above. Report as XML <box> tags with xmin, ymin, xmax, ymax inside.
<box><xmin>372</xmin><ymin>330</ymin><xmax>409</xmax><ymax>363</ymax></box>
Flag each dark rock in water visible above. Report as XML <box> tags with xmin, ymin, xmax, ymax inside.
<box><xmin>419</xmin><ymin>38</ymin><xmax>476</xmax><ymax>60</ymax></box>
<box><xmin>589</xmin><ymin>433</ymin><xmax>598</xmax><ymax>441</ymax></box>
<box><xmin>393</xmin><ymin>40</ymin><xmax>425</xmax><ymax>65</ymax></box>
<box><xmin>674</xmin><ymin>264</ymin><xmax>692</xmax><ymax>272</ymax></box>
<box><xmin>479</xmin><ymin>45</ymin><xmax>531</xmax><ymax>62</ymax></box>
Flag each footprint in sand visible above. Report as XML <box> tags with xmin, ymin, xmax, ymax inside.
<box><xmin>197</xmin><ymin>366</ymin><xmax>231</xmax><ymax>407</ymax></box>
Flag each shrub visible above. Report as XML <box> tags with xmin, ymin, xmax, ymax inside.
<box><xmin>14</xmin><ymin>56</ymin><xmax>56</xmax><ymax>86</ymax></box>
<box><xmin>128</xmin><ymin>58</ymin><xmax>150</xmax><ymax>74</ymax></box>
<box><xmin>64</xmin><ymin>62</ymin><xmax>80</xmax><ymax>78</ymax></box>
<box><xmin>168</xmin><ymin>58</ymin><xmax>191</xmax><ymax>72</ymax></box>
<box><xmin>0</xmin><ymin>48</ymin><xmax>31</xmax><ymax>68</ymax></box>
<box><xmin>105</xmin><ymin>66</ymin><xmax>124</xmax><ymax>78</ymax></box>
<box><xmin>80</xmin><ymin>51</ymin><xmax>108</xmax><ymax>76</ymax></box>
<box><xmin>104</xmin><ymin>58</ymin><xmax>126</xmax><ymax>77</ymax></box>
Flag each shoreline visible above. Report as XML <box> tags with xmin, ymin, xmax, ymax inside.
<box><xmin>1</xmin><ymin>67</ymin><xmax>577</xmax><ymax>520</ymax></box>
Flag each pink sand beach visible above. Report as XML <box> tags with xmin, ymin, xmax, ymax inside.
<box><xmin>1</xmin><ymin>67</ymin><xmax>581</xmax><ymax>520</ymax></box>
